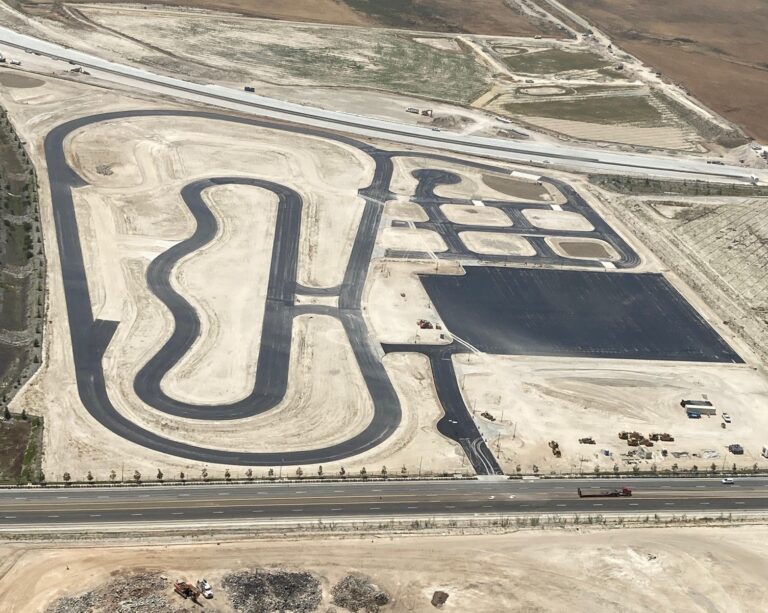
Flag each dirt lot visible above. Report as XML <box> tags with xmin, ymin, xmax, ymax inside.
<box><xmin>561</xmin><ymin>0</ymin><xmax>768</xmax><ymax>141</ymax></box>
<box><xmin>22</xmin><ymin>0</ymin><xmax>552</xmax><ymax>36</ymax></box>
<box><xmin>3</xmin><ymin>527</ymin><xmax>768</xmax><ymax>612</ymax></box>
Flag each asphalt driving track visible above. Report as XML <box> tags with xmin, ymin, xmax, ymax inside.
<box><xmin>46</xmin><ymin>110</ymin><xmax>642</xmax><ymax>473</ymax></box>
<box><xmin>47</xmin><ymin>110</ymin><xmax>405</xmax><ymax>466</ymax></box>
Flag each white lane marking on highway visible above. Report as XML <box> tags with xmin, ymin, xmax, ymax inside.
<box><xmin>369</xmin><ymin>507</ymin><xmax>380</xmax><ymax>510</ymax></box>
<box><xmin>661</xmin><ymin>486</ymin><xmax>671</xmax><ymax>489</ymax></box>
<box><xmin>4</xmin><ymin>516</ymin><xmax>16</xmax><ymax>519</ymax></box>
<box><xmin>14</xmin><ymin>497</ymin><xmax>26</xmax><ymax>500</ymax></box>
<box><xmin>213</xmin><ymin>511</ymin><xmax>224</xmax><ymax>514</ymax></box>
<box><xmin>172</xmin><ymin>512</ymin><xmax>183</xmax><ymax>515</ymax></box>
<box><xmin>520</xmin><ymin>504</ymin><xmax>530</xmax><ymax>508</ymax></box>
<box><xmin>218</xmin><ymin>492</ymin><xmax>229</xmax><ymax>496</ymax></box>
<box><xmin>735</xmin><ymin>502</ymin><xmax>746</xmax><ymax>505</ymax></box>
<box><xmin>292</xmin><ymin>509</ymin><xmax>303</xmax><ymax>512</ymax></box>
<box><xmin>445</xmin><ymin>506</ymin><xmax>456</xmax><ymax>509</ymax></box>
<box><xmin>664</xmin><ymin>503</ymin><xmax>674</xmax><ymax>506</ymax></box>
<box><xmin>47</xmin><ymin>515</ymin><xmax>59</xmax><ymax>518</ymax></box>
<box><xmin>372</xmin><ymin>489</ymin><xmax>381</xmax><ymax>492</ymax></box>
<box><xmin>700</xmin><ymin>502</ymin><xmax>710</xmax><ymax>505</ymax></box>
<box><xmin>333</xmin><ymin>490</ymin><xmax>344</xmax><ymax>493</ymax></box>
<box><xmin>252</xmin><ymin>510</ymin><xmax>263</xmax><ymax>513</ymax></box>
<box><xmin>89</xmin><ymin>514</ymin><xmax>101</xmax><ymax>517</ymax></box>
<box><xmin>629</xmin><ymin>503</ymin><xmax>639</xmax><ymax>506</ymax></box>
<box><xmin>330</xmin><ymin>508</ymin><xmax>343</xmax><ymax>511</ymax></box>
<box><xmin>138</xmin><ymin>494</ymin><xmax>149</xmax><ymax>498</ymax></box>
<box><xmin>482</xmin><ymin>505</ymin><xmax>493</xmax><ymax>508</ymax></box>
<box><xmin>97</xmin><ymin>495</ymin><xmax>110</xmax><ymax>499</ymax></box>
<box><xmin>131</xmin><ymin>513</ymin><xmax>142</xmax><ymax>516</ymax></box>
<box><xmin>178</xmin><ymin>494</ymin><xmax>189</xmax><ymax>497</ymax></box>
<box><xmin>592</xmin><ymin>504</ymin><xmax>603</xmax><ymax>507</ymax></box>
<box><xmin>696</xmin><ymin>485</ymin><xmax>705</xmax><ymax>488</ymax></box>
<box><xmin>556</xmin><ymin>504</ymin><xmax>566</xmax><ymax>507</ymax></box>
<box><xmin>554</xmin><ymin>486</ymin><xmax>564</xmax><ymax>489</ymax></box>
<box><xmin>56</xmin><ymin>496</ymin><xmax>68</xmax><ymax>499</ymax></box>
<box><xmin>407</xmin><ymin>506</ymin><xmax>418</xmax><ymax>509</ymax></box>
<box><xmin>295</xmin><ymin>491</ymin><xmax>305</xmax><ymax>494</ymax></box>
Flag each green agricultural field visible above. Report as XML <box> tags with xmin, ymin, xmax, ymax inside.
<box><xmin>503</xmin><ymin>94</ymin><xmax>663</xmax><ymax>124</ymax></box>
<box><xmin>500</xmin><ymin>48</ymin><xmax>608</xmax><ymax>74</ymax></box>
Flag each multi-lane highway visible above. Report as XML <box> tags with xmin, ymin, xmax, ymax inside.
<box><xmin>0</xmin><ymin>479</ymin><xmax>766</xmax><ymax>530</ymax></box>
<box><xmin>0</xmin><ymin>24</ymin><xmax>764</xmax><ymax>183</ymax></box>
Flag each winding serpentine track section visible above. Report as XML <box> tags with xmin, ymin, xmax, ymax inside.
<box><xmin>47</xmin><ymin>109</ymin><xmax>639</xmax><ymax>473</ymax></box>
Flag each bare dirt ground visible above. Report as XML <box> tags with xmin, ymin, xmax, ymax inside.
<box><xmin>19</xmin><ymin>0</ymin><xmax>552</xmax><ymax>36</ymax></box>
<box><xmin>3</xmin><ymin>527</ymin><xmax>768</xmax><ymax>612</ymax></box>
<box><xmin>461</xmin><ymin>354</ymin><xmax>768</xmax><ymax>474</ymax></box>
<box><xmin>560</xmin><ymin>0</ymin><xmax>768</xmax><ymax>141</ymax></box>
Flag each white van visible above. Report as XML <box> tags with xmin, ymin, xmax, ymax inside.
<box><xmin>762</xmin><ymin>445</ymin><xmax>768</xmax><ymax>459</ymax></box>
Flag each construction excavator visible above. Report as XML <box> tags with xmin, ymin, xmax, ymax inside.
<box><xmin>174</xmin><ymin>579</ymin><xmax>202</xmax><ymax>603</ymax></box>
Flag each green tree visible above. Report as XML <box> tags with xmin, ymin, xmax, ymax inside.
<box><xmin>62</xmin><ymin>472</ymin><xmax>71</xmax><ymax>484</ymax></box>
<box><xmin>133</xmin><ymin>470</ymin><xmax>141</xmax><ymax>484</ymax></box>
<box><xmin>86</xmin><ymin>471</ymin><xmax>94</xmax><ymax>483</ymax></box>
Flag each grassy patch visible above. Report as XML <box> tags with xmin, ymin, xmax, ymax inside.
<box><xmin>0</xmin><ymin>415</ymin><xmax>37</xmax><ymax>483</ymax></box>
<box><xmin>0</xmin><ymin>279</ymin><xmax>26</xmax><ymax>331</ymax></box>
<box><xmin>503</xmin><ymin>94</ymin><xmax>663</xmax><ymax>124</ymax></box>
<box><xmin>500</xmin><ymin>48</ymin><xmax>608</xmax><ymax>73</ymax></box>
<box><xmin>248</xmin><ymin>33</ymin><xmax>491</xmax><ymax>103</ymax></box>
<box><xmin>590</xmin><ymin>174</ymin><xmax>768</xmax><ymax>197</ymax></box>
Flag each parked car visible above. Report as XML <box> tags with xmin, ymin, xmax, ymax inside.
<box><xmin>197</xmin><ymin>579</ymin><xmax>213</xmax><ymax>599</ymax></box>
<box><xmin>728</xmin><ymin>443</ymin><xmax>744</xmax><ymax>455</ymax></box>
<box><xmin>722</xmin><ymin>413</ymin><xmax>732</xmax><ymax>423</ymax></box>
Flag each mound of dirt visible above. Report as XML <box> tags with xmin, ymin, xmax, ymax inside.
<box><xmin>222</xmin><ymin>568</ymin><xmax>322</xmax><ymax>612</ymax></box>
<box><xmin>331</xmin><ymin>575</ymin><xmax>390</xmax><ymax>613</ymax></box>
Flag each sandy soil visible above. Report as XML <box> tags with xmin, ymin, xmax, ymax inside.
<box><xmin>365</xmin><ymin>260</ymin><xmax>457</xmax><ymax>345</ymax></box>
<box><xmin>440</xmin><ymin>204</ymin><xmax>512</xmax><ymax>227</ymax></box>
<box><xmin>381</xmin><ymin>227</ymin><xmax>447</xmax><ymax>253</ymax></box>
<box><xmin>523</xmin><ymin>208</ymin><xmax>593</xmax><ymax>231</ymax></box>
<box><xmin>3</xmin><ymin>527</ymin><xmax>768</xmax><ymax>612</ymax></box>
<box><xmin>458</xmin><ymin>232</ymin><xmax>536</xmax><ymax>256</ymax></box>
<box><xmin>457</xmin><ymin>354</ymin><xmax>768</xmax><ymax>474</ymax></box>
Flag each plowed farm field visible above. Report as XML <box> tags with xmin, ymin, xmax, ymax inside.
<box><xmin>561</xmin><ymin>0</ymin><xmax>768</xmax><ymax>141</ymax></box>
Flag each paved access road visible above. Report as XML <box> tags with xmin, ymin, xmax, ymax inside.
<box><xmin>0</xmin><ymin>479</ymin><xmax>765</xmax><ymax>528</ymax></box>
<box><xmin>0</xmin><ymin>25</ymin><xmax>764</xmax><ymax>184</ymax></box>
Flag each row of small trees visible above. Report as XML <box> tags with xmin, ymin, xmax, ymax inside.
<box><xmin>58</xmin><ymin>464</ymin><xmax>412</xmax><ymax>484</ymax></box>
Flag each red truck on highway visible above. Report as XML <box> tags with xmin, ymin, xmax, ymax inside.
<box><xmin>577</xmin><ymin>487</ymin><xmax>632</xmax><ymax>498</ymax></box>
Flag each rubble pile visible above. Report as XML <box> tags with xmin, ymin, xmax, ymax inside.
<box><xmin>49</xmin><ymin>572</ymin><xmax>182</xmax><ymax>613</ymax></box>
<box><xmin>223</xmin><ymin>568</ymin><xmax>322</xmax><ymax>612</ymax></box>
<box><xmin>331</xmin><ymin>575</ymin><xmax>390</xmax><ymax>613</ymax></box>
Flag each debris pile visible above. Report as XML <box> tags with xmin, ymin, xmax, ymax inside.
<box><xmin>49</xmin><ymin>572</ymin><xmax>180</xmax><ymax>613</ymax></box>
<box><xmin>331</xmin><ymin>575</ymin><xmax>390</xmax><ymax>613</ymax></box>
<box><xmin>223</xmin><ymin>568</ymin><xmax>322</xmax><ymax>612</ymax></box>
<box><xmin>431</xmin><ymin>590</ymin><xmax>449</xmax><ymax>608</ymax></box>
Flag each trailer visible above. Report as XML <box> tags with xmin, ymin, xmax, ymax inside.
<box><xmin>577</xmin><ymin>487</ymin><xmax>632</xmax><ymax>498</ymax></box>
